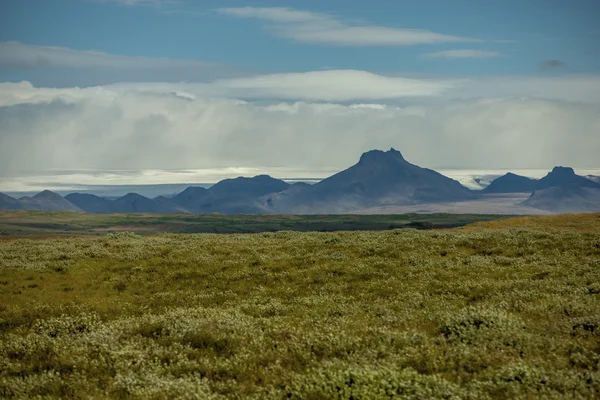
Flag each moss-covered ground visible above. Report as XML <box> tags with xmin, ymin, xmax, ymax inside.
<box><xmin>1</xmin><ymin>214</ymin><xmax>599</xmax><ymax>398</ymax></box>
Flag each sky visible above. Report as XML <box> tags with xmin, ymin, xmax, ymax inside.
<box><xmin>0</xmin><ymin>0</ymin><xmax>599</xmax><ymax>185</ymax></box>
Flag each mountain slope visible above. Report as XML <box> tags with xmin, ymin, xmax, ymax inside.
<box><xmin>170</xmin><ymin>186</ymin><xmax>216</xmax><ymax>213</ymax></box>
<box><xmin>586</xmin><ymin>175</ymin><xmax>600</xmax><ymax>183</ymax></box>
<box><xmin>262</xmin><ymin>148</ymin><xmax>475</xmax><ymax>213</ymax></box>
<box><xmin>523</xmin><ymin>185</ymin><xmax>600</xmax><ymax>213</ymax></box>
<box><xmin>18</xmin><ymin>190</ymin><xmax>82</xmax><ymax>212</ymax></box>
<box><xmin>482</xmin><ymin>173</ymin><xmax>537</xmax><ymax>194</ymax></box>
<box><xmin>522</xmin><ymin>167</ymin><xmax>600</xmax><ymax>213</ymax></box>
<box><xmin>210</xmin><ymin>175</ymin><xmax>289</xmax><ymax>199</ymax></box>
<box><xmin>111</xmin><ymin>193</ymin><xmax>178</xmax><ymax>213</ymax></box>
<box><xmin>65</xmin><ymin>193</ymin><xmax>113</xmax><ymax>213</ymax></box>
<box><xmin>0</xmin><ymin>193</ymin><xmax>22</xmax><ymax>210</ymax></box>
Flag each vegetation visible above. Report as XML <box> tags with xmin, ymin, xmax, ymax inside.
<box><xmin>1</xmin><ymin>213</ymin><xmax>599</xmax><ymax>398</ymax></box>
<box><xmin>0</xmin><ymin>210</ymin><xmax>511</xmax><ymax>237</ymax></box>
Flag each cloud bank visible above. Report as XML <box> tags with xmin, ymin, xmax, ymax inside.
<box><xmin>218</xmin><ymin>7</ymin><xmax>481</xmax><ymax>46</ymax></box>
<box><xmin>1</xmin><ymin>81</ymin><xmax>598</xmax><ymax>177</ymax></box>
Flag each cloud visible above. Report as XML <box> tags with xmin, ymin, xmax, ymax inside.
<box><xmin>424</xmin><ymin>50</ymin><xmax>501</xmax><ymax>59</ymax></box>
<box><xmin>3</xmin><ymin>72</ymin><xmax>600</xmax><ymax>106</ymax></box>
<box><xmin>0</xmin><ymin>70</ymin><xmax>456</xmax><ymax>104</ymax></box>
<box><xmin>539</xmin><ymin>59</ymin><xmax>567</xmax><ymax>72</ymax></box>
<box><xmin>207</xmin><ymin>70</ymin><xmax>455</xmax><ymax>101</ymax></box>
<box><xmin>0</xmin><ymin>41</ymin><xmax>222</xmax><ymax>69</ymax></box>
<box><xmin>453</xmin><ymin>75</ymin><xmax>600</xmax><ymax>104</ymax></box>
<box><xmin>217</xmin><ymin>7</ymin><xmax>481</xmax><ymax>46</ymax></box>
<box><xmin>0</xmin><ymin>82</ymin><xmax>599</xmax><ymax>178</ymax></box>
<box><xmin>0</xmin><ymin>42</ymin><xmax>250</xmax><ymax>85</ymax></box>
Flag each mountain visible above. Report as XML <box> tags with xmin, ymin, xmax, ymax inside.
<box><xmin>190</xmin><ymin>175</ymin><xmax>289</xmax><ymax>214</ymax></box>
<box><xmin>210</xmin><ymin>175</ymin><xmax>289</xmax><ymax>199</ymax></box>
<box><xmin>169</xmin><ymin>186</ymin><xmax>216</xmax><ymax>213</ymax></box>
<box><xmin>261</xmin><ymin>148</ymin><xmax>475</xmax><ymax>213</ymax></box>
<box><xmin>110</xmin><ymin>193</ymin><xmax>178</xmax><ymax>213</ymax></box>
<box><xmin>586</xmin><ymin>175</ymin><xmax>600</xmax><ymax>183</ymax></box>
<box><xmin>536</xmin><ymin>167</ymin><xmax>600</xmax><ymax>190</ymax></box>
<box><xmin>18</xmin><ymin>190</ymin><xmax>82</xmax><ymax>211</ymax></box>
<box><xmin>523</xmin><ymin>185</ymin><xmax>600</xmax><ymax>213</ymax></box>
<box><xmin>522</xmin><ymin>167</ymin><xmax>600</xmax><ymax>213</ymax></box>
<box><xmin>482</xmin><ymin>173</ymin><xmax>537</xmax><ymax>194</ymax></box>
<box><xmin>65</xmin><ymin>193</ymin><xmax>113</xmax><ymax>213</ymax></box>
<box><xmin>0</xmin><ymin>193</ymin><xmax>22</xmax><ymax>210</ymax></box>
<box><xmin>153</xmin><ymin>196</ymin><xmax>190</xmax><ymax>213</ymax></box>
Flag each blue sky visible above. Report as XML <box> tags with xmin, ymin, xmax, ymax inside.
<box><xmin>2</xmin><ymin>0</ymin><xmax>599</xmax><ymax>83</ymax></box>
<box><xmin>0</xmin><ymin>0</ymin><xmax>599</xmax><ymax>178</ymax></box>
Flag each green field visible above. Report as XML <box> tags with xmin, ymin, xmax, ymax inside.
<box><xmin>1</xmin><ymin>214</ymin><xmax>599</xmax><ymax>398</ymax></box>
<box><xmin>0</xmin><ymin>210</ymin><xmax>513</xmax><ymax>237</ymax></box>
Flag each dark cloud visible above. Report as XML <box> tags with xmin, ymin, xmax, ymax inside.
<box><xmin>539</xmin><ymin>59</ymin><xmax>567</xmax><ymax>72</ymax></box>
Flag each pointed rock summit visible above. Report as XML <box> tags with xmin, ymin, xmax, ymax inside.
<box><xmin>261</xmin><ymin>148</ymin><xmax>475</xmax><ymax>213</ymax></box>
<box><xmin>536</xmin><ymin>166</ymin><xmax>600</xmax><ymax>190</ymax></box>
<box><xmin>358</xmin><ymin>148</ymin><xmax>405</xmax><ymax>164</ymax></box>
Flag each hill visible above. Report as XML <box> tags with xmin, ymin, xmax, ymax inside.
<box><xmin>482</xmin><ymin>172</ymin><xmax>537</xmax><ymax>193</ymax></box>
<box><xmin>65</xmin><ymin>193</ymin><xmax>113</xmax><ymax>213</ymax></box>
<box><xmin>17</xmin><ymin>190</ymin><xmax>81</xmax><ymax>212</ymax></box>
<box><xmin>0</xmin><ymin>193</ymin><xmax>21</xmax><ymax>210</ymax></box>
<box><xmin>462</xmin><ymin>212</ymin><xmax>600</xmax><ymax>233</ymax></box>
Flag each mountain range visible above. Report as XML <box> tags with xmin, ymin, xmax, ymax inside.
<box><xmin>1</xmin><ymin>149</ymin><xmax>599</xmax><ymax>214</ymax></box>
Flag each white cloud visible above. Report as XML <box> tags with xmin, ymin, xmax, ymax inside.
<box><xmin>0</xmin><ymin>41</ymin><xmax>222</xmax><ymax>69</ymax></box>
<box><xmin>217</xmin><ymin>7</ymin><xmax>481</xmax><ymax>46</ymax></box>
<box><xmin>0</xmin><ymin>71</ymin><xmax>456</xmax><ymax>104</ymax></box>
<box><xmin>424</xmin><ymin>50</ymin><xmax>501</xmax><ymax>59</ymax></box>
<box><xmin>3</xmin><ymin>71</ymin><xmax>599</xmax><ymax>106</ymax></box>
<box><xmin>208</xmin><ymin>70</ymin><xmax>454</xmax><ymax>101</ymax></box>
<box><xmin>454</xmin><ymin>75</ymin><xmax>600</xmax><ymax>104</ymax></box>
<box><xmin>0</xmin><ymin>82</ymin><xmax>598</xmax><ymax>178</ymax></box>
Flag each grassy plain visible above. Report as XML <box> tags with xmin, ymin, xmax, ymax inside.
<box><xmin>0</xmin><ymin>213</ymin><xmax>599</xmax><ymax>398</ymax></box>
<box><xmin>0</xmin><ymin>210</ymin><xmax>510</xmax><ymax>237</ymax></box>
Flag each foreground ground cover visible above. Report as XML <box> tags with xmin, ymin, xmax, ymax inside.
<box><xmin>1</xmin><ymin>214</ymin><xmax>599</xmax><ymax>399</ymax></box>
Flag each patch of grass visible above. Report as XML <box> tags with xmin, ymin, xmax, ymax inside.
<box><xmin>0</xmin><ymin>214</ymin><xmax>599</xmax><ymax>398</ymax></box>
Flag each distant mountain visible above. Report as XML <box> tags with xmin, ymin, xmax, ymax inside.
<box><xmin>110</xmin><ymin>193</ymin><xmax>177</xmax><ymax>213</ymax></box>
<box><xmin>0</xmin><ymin>193</ymin><xmax>22</xmax><ymax>210</ymax></box>
<box><xmin>261</xmin><ymin>148</ymin><xmax>475</xmax><ymax>213</ymax></box>
<box><xmin>536</xmin><ymin>167</ymin><xmax>600</xmax><ymax>190</ymax></box>
<box><xmin>198</xmin><ymin>175</ymin><xmax>289</xmax><ymax>214</ymax></box>
<box><xmin>169</xmin><ymin>186</ymin><xmax>216</xmax><ymax>213</ymax></box>
<box><xmin>65</xmin><ymin>193</ymin><xmax>113</xmax><ymax>213</ymax></box>
<box><xmin>18</xmin><ymin>190</ymin><xmax>81</xmax><ymax>212</ymax></box>
<box><xmin>586</xmin><ymin>175</ymin><xmax>600</xmax><ymax>183</ymax></box>
<box><xmin>68</xmin><ymin>192</ymin><xmax>187</xmax><ymax>214</ymax></box>
<box><xmin>523</xmin><ymin>185</ymin><xmax>600</xmax><ymax>213</ymax></box>
<box><xmin>210</xmin><ymin>175</ymin><xmax>290</xmax><ymax>199</ymax></box>
<box><xmin>153</xmin><ymin>196</ymin><xmax>190</xmax><ymax>213</ymax></box>
<box><xmin>522</xmin><ymin>167</ymin><xmax>600</xmax><ymax>213</ymax></box>
<box><xmin>482</xmin><ymin>173</ymin><xmax>537</xmax><ymax>194</ymax></box>
<box><xmin>3</xmin><ymin>152</ymin><xmax>595</xmax><ymax>215</ymax></box>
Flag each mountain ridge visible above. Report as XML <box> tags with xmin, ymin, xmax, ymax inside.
<box><xmin>2</xmin><ymin>150</ymin><xmax>599</xmax><ymax>214</ymax></box>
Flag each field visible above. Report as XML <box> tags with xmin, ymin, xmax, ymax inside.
<box><xmin>0</xmin><ymin>210</ymin><xmax>512</xmax><ymax>236</ymax></box>
<box><xmin>1</xmin><ymin>213</ymin><xmax>599</xmax><ymax>398</ymax></box>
